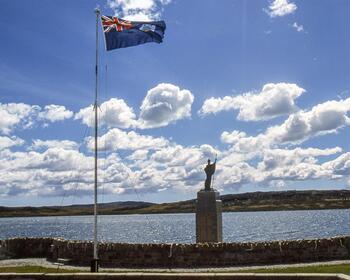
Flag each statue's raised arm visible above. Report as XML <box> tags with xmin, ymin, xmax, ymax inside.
<box><xmin>204</xmin><ymin>158</ymin><xmax>216</xmax><ymax>191</ymax></box>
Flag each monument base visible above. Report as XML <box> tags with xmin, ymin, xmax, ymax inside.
<box><xmin>196</xmin><ymin>189</ymin><xmax>222</xmax><ymax>243</ymax></box>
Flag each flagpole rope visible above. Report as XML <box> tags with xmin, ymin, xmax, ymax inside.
<box><xmin>211</xmin><ymin>154</ymin><xmax>218</xmax><ymax>189</ymax></box>
<box><xmin>99</xmin><ymin>63</ymin><xmax>108</xmax><ymax>243</ymax></box>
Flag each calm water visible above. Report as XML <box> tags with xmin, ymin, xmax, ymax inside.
<box><xmin>1</xmin><ymin>209</ymin><xmax>350</xmax><ymax>243</ymax></box>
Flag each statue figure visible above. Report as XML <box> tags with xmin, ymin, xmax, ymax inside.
<box><xmin>204</xmin><ymin>157</ymin><xmax>216</xmax><ymax>191</ymax></box>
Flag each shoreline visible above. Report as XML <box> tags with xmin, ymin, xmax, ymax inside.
<box><xmin>2</xmin><ymin>189</ymin><xmax>350</xmax><ymax>218</ymax></box>
<box><xmin>1</xmin><ymin>205</ymin><xmax>350</xmax><ymax>219</ymax></box>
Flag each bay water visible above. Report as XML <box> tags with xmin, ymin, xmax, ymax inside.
<box><xmin>1</xmin><ymin>209</ymin><xmax>350</xmax><ymax>243</ymax></box>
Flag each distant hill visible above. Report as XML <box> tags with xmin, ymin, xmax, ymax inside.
<box><xmin>1</xmin><ymin>190</ymin><xmax>350</xmax><ymax>217</ymax></box>
<box><xmin>0</xmin><ymin>201</ymin><xmax>155</xmax><ymax>217</ymax></box>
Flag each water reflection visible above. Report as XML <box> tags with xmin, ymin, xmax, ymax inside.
<box><xmin>1</xmin><ymin>209</ymin><xmax>350</xmax><ymax>243</ymax></box>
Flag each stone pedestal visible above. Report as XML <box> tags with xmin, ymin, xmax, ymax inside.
<box><xmin>196</xmin><ymin>189</ymin><xmax>222</xmax><ymax>243</ymax></box>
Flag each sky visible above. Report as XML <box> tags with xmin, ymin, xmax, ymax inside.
<box><xmin>1</xmin><ymin>0</ymin><xmax>350</xmax><ymax>207</ymax></box>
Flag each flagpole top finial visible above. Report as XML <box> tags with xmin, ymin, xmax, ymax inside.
<box><xmin>94</xmin><ymin>7</ymin><xmax>100</xmax><ymax>15</ymax></box>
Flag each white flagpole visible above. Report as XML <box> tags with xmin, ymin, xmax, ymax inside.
<box><xmin>92</xmin><ymin>7</ymin><xmax>100</xmax><ymax>273</ymax></box>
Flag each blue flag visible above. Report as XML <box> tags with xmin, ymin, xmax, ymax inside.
<box><xmin>101</xmin><ymin>15</ymin><xmax>166</xmax><ymax>51</ymax></box>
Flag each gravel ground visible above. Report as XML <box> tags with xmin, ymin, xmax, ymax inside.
<box><xmin>1</xmin><ymin>258</ymin><xmax>350</xmax><ymax>272</ymax></box>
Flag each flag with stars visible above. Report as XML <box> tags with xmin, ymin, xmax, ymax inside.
<box><xmin>101</xmin><ymin>15</ymin><xmax>166</xmax><ymax>51</ymax></box>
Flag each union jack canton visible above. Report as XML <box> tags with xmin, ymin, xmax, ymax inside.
<box><xmin>101</xmin><ymin>15</ymin><xmax>133</xmax><ymax>32</ymax></box>
<box><xmin>101</xmin><ymin>15</ymin><xmax>166</xmax><ymax>51</ymax></box>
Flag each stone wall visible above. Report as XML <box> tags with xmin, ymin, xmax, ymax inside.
<box><xmin>1</xmin><ymin>236</ymin><xmax>350</xmax><ymax>267</ymax></box>
<box><xmin>0</xmin><ymin>237</ymin><xmax>53</xmax><ymax>259</ymax></box>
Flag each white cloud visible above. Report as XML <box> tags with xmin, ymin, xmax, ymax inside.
<box><xmin>130</xmin><ymin>144</ymin><xmax>345</xmax><ymax>194</ymax></box>
<box><xmin>266</xmin><ymin>0</ymin><xmax>297</xmax><ymax>18</ymax></box>
<box><xmin>268</xmin><ymin>180</ymin><xmax>287</xmax><ymax>190</ymax></box>
<box><xmin>27</xmin><ymin>148</ymin><xmax>91</xmax><ymax>172</ymax></box>
<box><xmin>0</xmin><ymin>147</ymin><xmax>103</xmax><ymax>196</ymax></box>
<box><xmin>221</xmin><ymin>130</ymin><xmax>247</xmax><ymax>144</ymax></box>
<box><xmin>0</xmin><ymin>136</ymin><xmax>24</xmax><ymax>150</ymax></box>
<box><xmin>151</xmin><ymin>144</ymin><xmax>218</xmax><ymax>167</ymax></box>
<box><xmin>107</xmin><ymin>0</ymin><xmax>171</xmax><ymax>21</ymax></box>
<box><xmin>39</xmin><ymin>105</ymin><xmax>73</xmax><ymax>122</ymax></box>
<box><xmin>135</xmin><ymin>144</ymin><xmax>219</xmax><ymax>191</ymax></box>
<box><xmin>0</xmin><ymin>148</ymin><xmax>135</xmax><ymax>197</ymax></box>
<box><xmin>217</xmin><ymin>162</ymin><xmax>257</xmax><ymax>191</ymax></box>
<box><xmin>0</xmin><ymin>139</ymin><xmax>217</xmax><ymax>197</ymax></box>
<box><xmin>0</xmin><ymin>147</ymin><xmax>93</xmax><ymax>196</ymax></box>
<box><xmin>199</xmin><ymin>83</ymin><xmax>305</xmax><ymax>121</ymax></box>
<box><xmin>214</xmin><ymin>96</ymin><xmax>350</xmax><ymax>189</ymax></box>
<box><xmin>214</xmin><ymin>145</ymin><xmax>343</xmax><ymax>191</ymax></box>
<box><xmin>0</xmin><ymin>103</ymin><xmax>74</xmax><ymax>134</ymax></box>
<box><xmin>322</xmin><ymin>153</ymin><xmax>350</xmax><ymax>176</ymax></box>
<box><xmin>75</xmin><ymin>98</ymin><xmax>136</xmax><ymax>129</ymax></box>
<box><xmin>0</xmin><ymin>128</ymin><xmax>347</xmax><ymax>198</ymax></box>
<box><xmin>292</xmin><ymin>22</ymin><xmax>304</xmax><ymax>32</ymax></box>
<box><xmin>219</xmin><ymin>97</ymin><xmax>350</xmax><ymax>154</ymax></box>
<box><xmin>75</xmin><ymin>84</ymin><xmax>193</xmax><ymax>130</ymax></box>
<box><xmin>138</xmin><ymin>83</ymin><xmax>194</xmax><ymax>129</ymax></box>
<box><xmin>30</xmin><ymin>139</ymin><xmax>79</xmax><ymax>151</ymax></box>
<box><xmin>211</xmin><ymin>98</ymin><xmax>350</xmax><ymax>190</ymax></box>
<box><xmin>258</xmin><ymin>147</ymin><xmax>342</xmax><ymax>171</ymax></box>
<box><xmin>263</xmin><ymin>162</ymin><xmax>331</xmax><ymax>182</ymax></box>
<box><xmin>127</xmin><ymin>149</ymin><xmax>149</xmax><ymax>161</ymax></box>
<box><xmin>0</xmin><ymin>103</ymin><xmax>40</xmax><ymax>134</ymax></box>
<box><xmin>86</xmin><ymin>128</ymin><xmax>169</xmax><ymax>151</ymax></box>
<box><xmin>3</xmin><ymin>87</ymin><xmax>350</xmax><ymax>198</ymax></box>
<box><xmin>266</xmin><ymin>98</ymin><xmax>350</xmax><ymax>144</ymax></box>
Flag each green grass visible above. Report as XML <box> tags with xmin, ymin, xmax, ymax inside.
<box><xmin>1</xmin><ymin>263</ymin><xmax>350</xmax><ymax>275</ymax></box>
<box><xmin>239</xmin><ymin>264</ymin><xmax>350</xmax><ymax>275</ymax></box>
<box><xmin>0</xmin><ymin>265</ymin><xmax>83</xmax><ymax>273</ymax></box>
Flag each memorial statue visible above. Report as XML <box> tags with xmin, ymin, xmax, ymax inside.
<box><xmin>204</xmin><ymin>157</ymin><xmax>217</xmax><ymax>191</ymax></box>
<box><xmin>197</xmin><ymin>156</ymin><xmax>222</xmax><ymax>243</ymax></box>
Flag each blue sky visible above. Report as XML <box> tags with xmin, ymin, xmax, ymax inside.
<box><xmin>1</xmin><ymin>0</ymin><xmax>350</xmax><ymax>206</ymax></box>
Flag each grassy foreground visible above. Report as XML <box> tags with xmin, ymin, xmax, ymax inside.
<box><xmin>1</xmin><ymin>264</ymin><xmax>350</xmax><ymax>274</ymax></box>
<box><xmin>240</xmin><ymin>264</ymin><xmax>350</xmax><ymax>274</ymax></box>
<box><xmin>0</xmin><ymin>266</ymin><xmax>83</xmax><ymax>273</ymax></box>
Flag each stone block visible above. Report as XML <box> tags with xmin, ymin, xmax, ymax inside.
<box><xmin>196</xmin><ymin>189</ymin><xmax>223</xmax><ymax>243</ymax></box>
